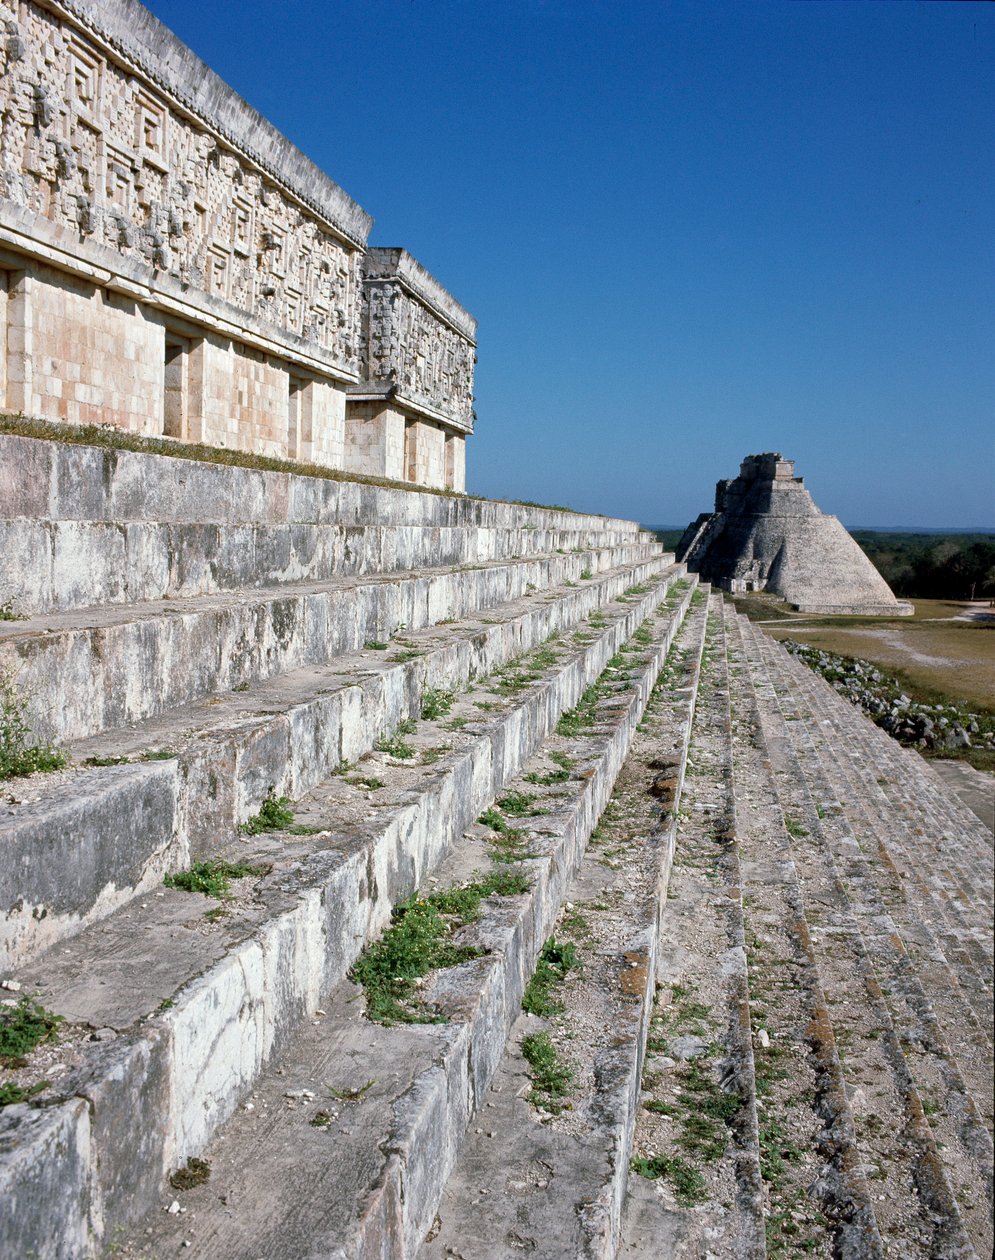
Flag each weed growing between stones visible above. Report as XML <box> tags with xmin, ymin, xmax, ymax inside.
<box><xmin>522</xmin><ymin>938</ymin><xmax>579</xmax><ymax>1016</ymax></box>
<box><xmin>346</xmin><ymin>773</ymin><xmax>385</xmax><ymax>791</ymax></box>
<box><xmin>239</xmin><ymin>789</ymin><xmax>294</xmax><ymax>834</ymax></box>
<box><xmin>239</xmin><ymin>789</ymin><xmax>320</xmax><ymax>836</ymax></box>
<box><xmin>0</xmin><ymin>670</ymin><xmax>66</xmax><ymax>780</ymax></box>
<box><xmin>420</xmin><ymin>688</ymin><xmax>455</xmax><ymax>720</ymax></box>
<box><xmin>556</xmin><ymin>680</ymin><xmax>609</xmax><ymax>738</ymax></box>
<box><xmin>169</xmin><ymin>1157</ymin><xmax>211</xmax><ymax>1190</ymax></box>
<box><xmin>0</xmin><ymin>997</ymin><xmax>63</xmax><ymax>1068</ymax></box>
<box><xmin>629</xmin><ymin>1154</ymin><xmax>707</xmax><ymax>1206</ymax></box>
<box><xmin>164</xmin><ymin>859</ymin><xmax>270</xmax><ymax>899</ymax></box>
<box><xmin>497</xmin><ymin>790</ymin><xmax>544</xmax><ymax>817</ymax></box>
<box><xmin>477</xmin><ymin>807</ymin><xmax>533</xmax><ymax>863</ymax></box>
<box><xmin>0</xmin><ymin>600</ymin><xmax>23</xmax><ymax>621</ymax></box>
<box><xmin>521</xmin><ymin>1031</ymin><xmax>574</xmax><ymax>1113</ymax></box>
<box><xmin>0</xmin><ymin>1079</ymin><xmax>48</xmax><ymax>1106</ymax></box>
<box><xmin>375</xmin><ymin>718</ymin><xmax>418</xmax><ymax>759</ymax></box>
<box><xmin>351</xmin><ymin>871</ymin><xmax>529</xmax><ymax>1024</ymax></box>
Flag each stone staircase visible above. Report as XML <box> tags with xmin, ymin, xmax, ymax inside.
<box><xmin>0</xmin><ymin>438</ymin><xmax>991</xmax><ymax>1260</ymax></box>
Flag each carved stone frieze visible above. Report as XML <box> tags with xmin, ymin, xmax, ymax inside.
<box><xmin>359</xmin><ymin>249</ymin><xmax>476</xmax><ymax>431</ymax></box>
<box><xmin>0</xmin><ymin>0</ymin><xmax>364</xmax><ymax>375</ymax></box>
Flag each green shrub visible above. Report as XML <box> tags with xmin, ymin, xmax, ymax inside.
<box><xmin>0</xmin><ymin>671</ymin><xmax>66</xmax><ymax>781</ymax></box>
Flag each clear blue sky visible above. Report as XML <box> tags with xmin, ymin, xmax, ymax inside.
<box><xmin>145</xmin><ymin>0</ymin><xmax>993</xmax><ymax>528</ymax></box>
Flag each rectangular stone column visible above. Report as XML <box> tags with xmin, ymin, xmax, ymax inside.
<box><xmin>344</xmin><ymin>402</ymin><xmax>405</xmax><ymax>481</ymax></box>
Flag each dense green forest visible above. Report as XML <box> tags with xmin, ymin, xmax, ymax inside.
<box><xmin>850</xmin><ymin>533</ymin><xmax>995</xmax><ymax>600</ymax></box>
<box><xmin>649</xmin><ymin>528</ymin><xmax>995</xmax><ymax>600</ymax></box>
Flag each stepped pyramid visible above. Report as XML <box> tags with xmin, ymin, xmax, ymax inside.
<box><xmin>678</xmin><ymin>453</ymin><xmax>913</xmax><ymax>615</ymax></box>
<box><xmin>0</xmin><ymin>4</ymin><xmax>991</xmax><ymax>1258</ymax></box>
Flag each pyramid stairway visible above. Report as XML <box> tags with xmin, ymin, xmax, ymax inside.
<box><xmin>0</xmin><ymin>437</ymin><xmax>991</xmax><ymax>1259</ymax></box>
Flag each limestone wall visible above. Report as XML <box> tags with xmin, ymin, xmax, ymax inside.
<box><xmin>0</xmin><ymin>0</ymin><xmax>475</xmax><ymax>489</ymax></box>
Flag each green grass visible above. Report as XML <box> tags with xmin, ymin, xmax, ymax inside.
<box><xmin>497</xmin><ymin>790</ymin><xmax>542</xmax><ymax>816</ymax></box>
<box><xmin>351</xmin><ymin>872</ymin><xmax>528</xmax><ymax>1024</ymax></box>
<box><xmin>164</xmin><ymin>859</ymin><xmax>270</xmax><ymax>900</ymax></box>
<box><xmin>346</xmin><ymin>774</ymin><xmax>386</xmax><ymax>791</ymax></box>
<box><xmin>0</xmin><ymin>600</ymin><xmax>24</xmax><ymax>621</ymax></box>
<box><xmin>629</xmin><ymin>1154</ymin><xmax>707</xmax><ymax>1205</ymax></box>
<box><xmin>420</xmin><ymin>688</ymin><xmax>455</xmax><ymax>720</ymax></box>
<box><xmin>238</xmin><ymin>790</ymin><xmax>295</xmax><ymax>835</ymax></box>
<box><xmin>521</xmin><ymin>1031</ymin><xmax>574</xmax><ymax>1112</ymax></box>
<box><xmin>522</xmin><ymin>937</ymin><xmax>579</xmax><ymax>1016</ymax></box>
<box><xmin>0</xmin><ymin>1078</ymin><xmax>49</xmax><ymax>1106</ymax></box>
<box><xmin>524</xmin><ymin>765</ymin><xmax>570</xmax><ymax>786</ymax></box>
<box><xmin>0</xmin><ymin>670</ymin><xmax>66</xmax><ymax>781</ymax></box>
<box><xmin>0</xmin><ymin>997</ymin><xmax>63</xmax><ymax>1067</ymax></box>
<box><xmin>556</xmin><ymin>681</ymin><xmax>609</xmax><ymax>737</ymax></box>
<box><xmin>375</xmin><ymin>721</ymin><xmax>417</xmax><ymax>759</ymax></box>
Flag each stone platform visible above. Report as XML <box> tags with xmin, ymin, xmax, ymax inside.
<box><xmin>0</xmin><ymin>436</ymin><xmax>991</xmax><ymax>1260</ymax></box>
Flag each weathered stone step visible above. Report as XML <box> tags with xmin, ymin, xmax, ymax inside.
<box><xmin>727</xmin><ymin>609</ymin><xmax>988</xmax><ymax>1258</ymax></box>
<box><xmin>0</xmin><ymin>557</ymin><xmax>680</xmax><ymax>971</ymax></box>
<box><xmin>0</xmin><ymin>431</ymin><xmax>657</xmax><ymax>613</ymax></box>
<box><xmin>755</xmin><ymin>628</ymin><xmax>995</xmax><ymax>1056</ymax></box>
<box><xmin>0</xmin><ymin>580</ymin><xmax>698</xmax><ymax>1259</ymax></box>
<box><xmin>0</xmin><ymin>432</ymin><xmax>649</xmax><ymax>534</ymax></box>
<box><xmin>714</xmin><ymin>603</ymin><xmax>889</xmax><ymax>1259</ymax></box>
<box><xmin>619</xmin><ymin>592</ymin><xmax>767</xmax><ymax>1260</ymax></box>
<box><xmin>764</xmin><ymin>636</ymin><xmax>994</xmax><ymax>989</ymax></box>
<box><xmin>773</xmin><ymin>642</ymin><xmax>994</xmax><ymax>903</ymax></box>
<box><xmin>422</xmin><ymin>592</ymin><xmax>715</xmax><ymax>1260</ymax></box>
<box><xmin>1</xmin><ymin>517</ymin><xmax>659</xmax><ymax>616</ymax></box>
<box><xmin>2</xmin><ymin>540</ymin><xmax>659</xmax><ymax>744</ymax></box>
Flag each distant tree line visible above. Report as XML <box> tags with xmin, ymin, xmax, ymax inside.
<box><xmin>649</xmin><ymin>527</ymin><xmax>995</xmax><ymax>601</ymax></box>
<box><xmin>851</xmin><ymin>533</ymin><xmax>995</xmax><ymax>601</ymax></box>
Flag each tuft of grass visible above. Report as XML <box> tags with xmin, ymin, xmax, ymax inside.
<box><xmin>0</xmin><ymin>671</ymin><xmax>66</xmax><ymax>780</ymax></box>
<box><xmin>346</xmin><ymin>774</ymin><xmax>386</xmax><ymax>791</ymax></box>
<box><xmin>238</xmin><ymin>789</ymin><xmax>295</xmax><ymax>835</ymax></box>
<box><xmin>579</xmin><ymin>568</ymin><xmax>593</xmax><ymax>580</ymax></box>
<box><xmin>326</xmin><ymin>1078</ymin><xmax>376</xmax><ymax>1102</ymax></box>
<box><xmin>0</xmin><ymin>1078</ymin><xmax>49</xmax><ymax>1106</ymax></box>
<box><xmin>420</xmin><ymin>688</ymin><xmax>455</xmax><ymax>720</ymax></box>
<box><xmin>629</xmin><ymin>1154</ymin><xmax>707</xmax><ymax>1205</ymax></box>
<box><xmin>364</xmin><ymin>640</ymin><xmax>388</xmax><ymax>651</ymax></box>
<box><xmin>0</xmin><ymin>997</ymin><xmax>63</xmax><ymax>1067</ymax></box>
<box><xmin>164</xmin><ymin>859</ymin><xmax>270</xmax><ymax>900</ymax></box>
<box><xmin>521</xmin><ymin>1031</ymin><xmax>574</xmax><ymax>1112</ymax></box>
<box><xmin>522</xmin><ymin>937</ymin><xmax>579</xmax><ymax>1016</ymax></box>
<box><xmin>375</xmin><ymin>732</ymin><xmax>416</xmax><ymax>759</ymax></box>
<box><xmin>497</xmin><ymin>790</ymin><xmax>540</xmax><ymax>816</ymax></box>
<box><xmin>350</xmin><ymin>898</ymin><xmax>481</xmax><ymax>1024</ymax></box>
<box><xmin>352</xmin><ymin>872</ymin><xmax>529</xmax><ymax>1024</ymax></box>
<box><xmin>524</xmin><ymin>765</ymin><xmax>570</xmax><ymax>786</ymax></box>
<box><xmin>0</xmin><ymin>600</ymin><xmax>24</xmax><ymax>621</ymax></box>
<box><xmin>169</xmin><ymin>1157</ymin><xmax>211</xmax><ymax>1190</ymax></box>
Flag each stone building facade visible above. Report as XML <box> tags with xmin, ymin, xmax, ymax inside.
<box><xmin>678</xmin><ymin>453</ymin><xmax>913</xmax><ymax>615</ymax></box>
<box><xmin>0</xmin><ymin>0</ymin><xmax>475</xmax><ymax>489</ymax></box>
